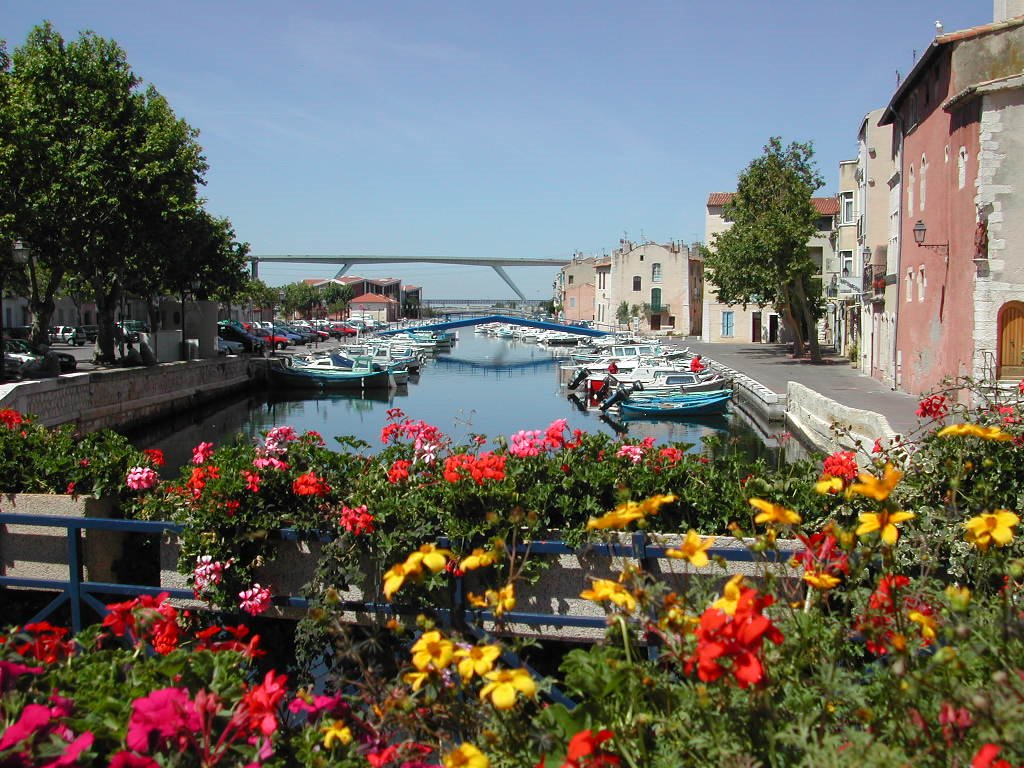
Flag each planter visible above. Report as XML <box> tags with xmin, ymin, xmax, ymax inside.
<box><xmin>161</xmin><ymin>532</ymin><xmax>802</xmax><ymax>638</ymax></box>
<box><xmin>0</xmin><ymin>493</ymin><xmax>124</xmax><ymax>588</ymax></box>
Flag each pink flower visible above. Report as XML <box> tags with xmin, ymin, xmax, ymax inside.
<box><xmin>125</xmin><ymin>688</ymin><xmax>201</xmax><ymax>754</ymax></box>
<box><xmin>193</xmin><ymin>556</ymin><xmax>227</xmax><ymax>595</ymax></box>
<box><xmin>239</xmin><ymin>584</ymin><xmax>272</xmax><ymax>616</ymax></box>
<box><xmin>252</xmin><ymin>456</ymin><xmax>288</xmax><ymax>471</ymax></box>
<box><xmin>264</xmin><ymin>425</ymin><xmax>299</xmax><ymax>453</ymax></box>
<box><xmin>616</xmin><ymin>444</ymin><xmax>648</xmax><ymax>464</ymax></box>
<box><xmin>0</xmin><ymin>660</ymin><xmax>43</xmax><ymax>693</ymax></box>
<box><xmin>110</xmin><ymin>753</ymin><xmax>161</xmax><ymax>767</ymax></box>
<box><xmin>545</xmin><ymin>418</ymin><xmax>568</xmax><ymax>449</ymax></box>
<box><xmin>192</xmin><ymin>442</ymin><xmax>215</xmax><ymax>465</ymax></box>
<box><xmin>510</xmin><ymin>429</ymin><xmax>545</xmax><ymax>457</ymax></box>
<box><xmin>126</xmin><ymin>466</ymin><xmax>158</xmax><ymax>491</ymax></box>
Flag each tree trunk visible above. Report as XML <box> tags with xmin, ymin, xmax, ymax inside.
<box><xmin>92</xmin><ymin>285</ymin><xmax>122</xmax><ymax>364</ymax></box>
<box><xmin>790</xmin><ymin>278</ymin><xmax>822</xmax><ymax>362</ymax></box>
<box><xmin>778</xmin><ymin>286</ymin><xmax>805</xmax><ymax>358</ymax></box>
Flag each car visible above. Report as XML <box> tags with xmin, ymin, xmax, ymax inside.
<box><xmin>327</xmin><ymin>323</ymin><xmax>358</xmax><ymax>339</ymax></box>
<box><xmin>217</xmin><ymin>323</ymin><xmax>265</xmax><ymax>353</ymax></box>
<box><xmin>3</xmin><ymin>338</ymin><xmax>77</xmax><ymax>374</ymax></box>
<box><xmin>49</xmin><ymin>326</ymin><xmax>86</xmax><ymax>345</ymax></box>
<box><xmin>252</xmin><ymin>327</ymin><xmax>291</xmax><ymax>350</ymax></box>
<box><xmin>80</xmin><ymin>325</ymin><xmax>100</xmax><ymax>343</ymax></box>
<box><xmin>217</xmin><ymin>336</ymin><xmax>244</xmax><ymax>355</ymax></box>
<box><xmin>116</xmin><ymin>320</ymin><xmax>150</xmax><ymax>342</ymax></box>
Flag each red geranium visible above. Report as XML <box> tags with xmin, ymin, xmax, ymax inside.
<box><xmin>292</xmin><ymin>471</ymin><xmax>331</xmax><ymax>497</ymax></box>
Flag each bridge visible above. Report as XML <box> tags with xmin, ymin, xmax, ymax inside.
<box><xmin>377</xmin><ymin>314</ymin><xmax>608</xmax><ymax>338</ymax></box>
<box><xmin>249</xmin><ymin>254</ymin><xmax>568</xmax><ymax>301</ymax></box>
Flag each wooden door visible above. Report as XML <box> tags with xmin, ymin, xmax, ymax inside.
<box><xmin>999</xmin><ymin>302</ymin><xmax>1024</xmax><ymax>379</ymax></box>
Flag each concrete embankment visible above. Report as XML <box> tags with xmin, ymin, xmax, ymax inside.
<box><xmin>0</xmin><ymin>357</ymin><xmax>257</xmax><ymax>432</ymax></box>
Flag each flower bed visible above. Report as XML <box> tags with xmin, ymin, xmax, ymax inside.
<box><xmin>3</xmin><ymin>381</ymin><xmax>1024</xmax><ymax>765</ymax></box>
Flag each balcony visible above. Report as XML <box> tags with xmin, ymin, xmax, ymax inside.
<box><xmin>650</xmin><ymin>303</ymin><xmax>670</xmax><ymax>314</ymax></box>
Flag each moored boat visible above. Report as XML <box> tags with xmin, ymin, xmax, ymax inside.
<box><xmin>269</xmin><ymin>355</ymin><xmax>395</xmax><ymax>390</ymax></box>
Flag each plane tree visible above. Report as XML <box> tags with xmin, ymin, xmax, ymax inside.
<box><xmin>703</xmin><ymin>137</ymin><xmax>825</xmax><ymax>360</ymax></box>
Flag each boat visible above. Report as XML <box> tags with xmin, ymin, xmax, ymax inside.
<box><xmin>269</xmin><ymin>355</ymin><xmax>395</xmax><ymax>390</ymax></box>
<box><xmin>617</xmin><ymin>390</ymin><xmax>733</xmax><ymax>418</ymax></box>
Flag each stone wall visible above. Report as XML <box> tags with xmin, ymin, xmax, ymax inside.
<box><xmin>786</xmin><ymin>380</ymin><xmax>898</xmax><ymax>453</ymax></box>
<box><xmin>0</xmin><ymin>357</ymin><xmax>254</xmax><ymax>432</ymax></box>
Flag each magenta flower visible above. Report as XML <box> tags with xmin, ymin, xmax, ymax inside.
<box><xmin>125</xmin><ymin>687</ymin><xmax>201</xmax><ymax>754</ymax></box>
<box><xmin>126</xmin><ymin>466</ymin><xmax>158</xmax><ymax>491</ymax></box>
<box><xmin>239</xmin><ymin>584</ymin><xmax>272</xmax><ymax>616</ymax></box>
<box><xmin>193</xmin><ymin>555</ymin><xmax>227</xmax><ymax>595</ymax></box>
<box><xmin>0</xmin><ymin>660</ymin><xmax>43</xmax><ymax>693</ymax></box>
<box><xmin>191</xmin><ymin>441</ymin><xmax>215</xmax><ymax>465</ymax></box>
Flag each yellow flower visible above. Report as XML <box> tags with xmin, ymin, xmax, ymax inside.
<box><xmin>411</xmin><ymin>630</ymin><xmax>455</xmax><ymax>671</ymax></box>
<box><xmin>444</xmin><ymin>743</ymin><xmax>490</xmax><ymax>768</ymax></box>
<box><xmin>461</xmin><ymin>546</ymin><xmax>500</xmax><ymax>571</ymax></box>
<box><xmin>908</xmin><ymin>610</ymin><xmax>937</xmax><ymax>641</ymax></box>
<box><xmin>580</xmin><ymin>578</ymin><xmax>637</xmax><ymax>612</ymax></box>
<box><xmin>586</xmin><ymin>502</ymin><xmax>646</xmax><ymax>530</ymax></box>
<box><xmin>403</xmin><ymin>670</ymin><xmax>432</xmax><ymax>691</ymax></box>
<box><xmin>749</xmin><ymin>498</ymin><xmax>802</xmax><ymax>525</ymax></box>
<box><xmin>321</xmin><ymin>720</ymin><xmax>353</xmax><ymax>749</ymax></box>
<box><xmin>638</xmin><ymin>493</ymin><xmax>678</xmax><ymax>515</ymax></box>
<box><xmin>406</xmin><ymin>543</ymin><xmax>451</xmax><ymax>573</ymax></box>
<box><xmin>938</xmin><ymin>423</ymin><xmax>1013</xmax><ymax>441</ymax></box>
<box><xmin>803</xmin><ymin>571</ymin><xmax>841</xmax><ymax>590</ymax></box>
<box><xmin>814</xmin><ymin>476</ymin><xmax>845</xmax><ymax>495</ymax></box>
<box><xmin>964</xmin><ymin>509</ymin><xmax>1020</xmax><ymax>551</ymax></box>
<box><xmin>383</xmin><ymin>561</ymin><xmax>420</xmax><ymax>600</ymax></box>
<box><xmin>856</xmin><ymin>509</ymin><xmax>916</xmax><ymax>546</ymax></box>
<box><xmin>945</xmin><ymin>585</ymin><xmax>972</xmax><ymax>612</ymax></box>
<box><xmin>465</xmin><ymin>583</ymin><xmax>517</xmax><ymax>617</ymax></box>
<box><xmin>665</xmin><ymin>530</ymin><xmax>715</xmax><ymax>568</ymax></box>
<box><xmin>849</xmin><ymin>463</ymin><xmax>903</xmax><ymax>502</ymax></box>
<box><xmin>454</xmin><ymin>644</ymin><xmax>502</xmax><ymax>681</ymax></box>
<box><xmin>479</xmin><ymin>668</ymin><xmax>537</xmax><ymax>710</ymax></box>
<box><xmin>711</xmin><ymin>574</ymin><xmax>744</xmax><ymax>615</ymax></box>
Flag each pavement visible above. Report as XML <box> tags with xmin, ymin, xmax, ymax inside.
<box><xmin>661</xmin><ymin>338</ymin><xmax>922</xmax><ymax>437</ymax></box>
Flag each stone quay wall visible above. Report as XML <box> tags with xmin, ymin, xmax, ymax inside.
<box><xmin>785</xmin><ymin>381</ymin><xmax>897</xmax><ymax>454</ymax></box>
<box><xmin>0</xmin><ymin>358</ymin><xmax>255</xmax><ymax>432</ymax></box>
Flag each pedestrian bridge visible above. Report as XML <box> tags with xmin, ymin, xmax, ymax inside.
<box><xmin>377</xmin><ymin>314</ymin><xmax>608</xmax><ymax>338</ymax></box>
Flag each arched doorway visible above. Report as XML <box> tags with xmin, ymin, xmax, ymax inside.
<box><xmin>997</xmin><ymin>301</ymin><xmax>1024</xmax><ymax>380</ymax></box>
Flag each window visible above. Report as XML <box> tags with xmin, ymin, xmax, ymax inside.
<box><xmin>651</xmin><ymin>263</ymin><xmax>662</xmax><ymax>282</ymax></box>
<box><xmin>721</xmin><ymin>311</ymin><xmax>735</xmax><ymax>338</ymax></box>
<box><xmin>841</xmin><ymin>191</ymin><xmax>855</xmax><ymax>224</ymax></box>
<box><xmin>840</xmin><ymin>250</ymin><xmax>853</xmax><ymax>277</ymax></box>
<box><xmin>632</xmin><ymin>276</ymin><xmax>642</xmax><ymax>291</ymax></box>
<box><xmin>958</xmin><ymin>147</ymin><xmax>968</xmax><ymax>189</ymax></box>
<box><xmin>906</xmin><ymin>268</ymin><xmax>914</xmax><ymax>302</ymax></box>
<box><xmin>569</xmin><ymin>297</ymin><xmax>576</xmax><ymax>308</ymax></box>
<box><xmin>908</xmin><ymin>165</ymin><xmax>915</xmax><ymax>214</ymax></box>
<box><xmin>918</xmin><ymin>265</ymin><xmax>926</xmax><ymax>302</ymax></box>
<box><xmin>567</xmin><ymin>275</ymin><xmax>574</xmax><ymax>285</ymax></box>
<box><xmin>597</xmin><ymin>271</ymin><xmax>607</xmax><ymax>290</ymax></box>
<box><xmin>919</xmin><ymin>154</ymin><xmax>927</xmax><ymax>211</ymax></box>
<box><xmin>651</xmin><ymin>287</ymin><xmax>662</xmax><ymax>311</ymax></box>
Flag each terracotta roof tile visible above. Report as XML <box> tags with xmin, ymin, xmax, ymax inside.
<box><xmin>351</xmin><ymin>292</ymin><xmax>398</xmax><ymax>304</ymax></box>
<box><xmin>707</xmin><ymin>191</ymin><xmax>838</xmax><ymax>215</ymax></box>
<box><xmin>707</xmin><ymin>192</ymin><xmax>734</xmax><ymax>206</ymax></box>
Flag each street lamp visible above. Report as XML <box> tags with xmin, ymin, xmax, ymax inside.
<box><xmin>912</xmin><ymin>220</ymin><xmax>950</xmax><ymax>258</ymax></box>
<box><xmin>1</xmin><ymin>241</ymin><xmax>30</xmax><ymax>382</ymax></box>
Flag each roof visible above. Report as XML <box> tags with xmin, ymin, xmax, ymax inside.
<box><xmin>879</xmin><ymin>15</ymin><xmax>1024</xmax><ymax>125</ymax></box>
<box><xmin>350</xmin><ymin>292</ymin><xmax>399</xmax><ymax>304</ymax></box>
<box><xmin>944</xmin><ymin>72</ymin><xmax>1024</xmax><ymax>109</ymax></box>
<box><xmin>706</xmin><ymin>192</ymin><xmax>839</xmax><ymax>215</ymax></box>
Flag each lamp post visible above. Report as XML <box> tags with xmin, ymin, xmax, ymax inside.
<box><xmin>1</xmin><ymin>241</ymin><xmax>30</xmax><ymax>382</ymax></box>
<box><xmin>912</xmin><ymin>220</ymin><xmax>950</xmax><ymax>258</ymax></box>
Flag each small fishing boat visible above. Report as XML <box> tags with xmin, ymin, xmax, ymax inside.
<box><xmin>617</xmin><ymin>390</ymin><xmax>733</xmax><ymax>418</ymax></box>
<box><xmin>269</xmin><ymin>355</ymin><xmax>395</xmax><ymax>390</ymax></box>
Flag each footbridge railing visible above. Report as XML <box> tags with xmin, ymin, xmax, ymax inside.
<box><xmin>378</xmin><ymin>314</ymin><xmax>608</xmax><ymax>338</ymax></box>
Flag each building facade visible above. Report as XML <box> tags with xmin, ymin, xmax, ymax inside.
<box><xmin>607</xmin><ymin>239</ymin><xmax>700</xmax><ymax>335</ymax></box>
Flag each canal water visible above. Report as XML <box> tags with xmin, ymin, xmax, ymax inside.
<box><xmin>131</xmin><ymin>332</ymin><xmax>789</xmax><ymax>471</ymax></box>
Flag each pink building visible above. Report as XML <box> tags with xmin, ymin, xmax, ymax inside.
<box><xmin>880</xmin><ymin>12</ymin><xmax>1024</xmax><ymax>394</ymax></box>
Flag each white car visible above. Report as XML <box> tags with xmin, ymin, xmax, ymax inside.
<box><xmin>49</xmin><ymin>325</ymin><xmax>85</xmax><ymax>345</ymax></box>
<box><xmin>217</xmin><ymin>337</ymin><xmax>244</xmax><ymax>355</ymax></box>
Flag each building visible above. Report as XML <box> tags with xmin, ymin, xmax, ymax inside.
<box><xmin>827</xmin><ymin>159</ymin><xmax>862</xmax><ymax>357</ymax></box>
<box><xmin>856</xmin><ymin>108</ymin><xmax>898</xmax><ymax>386</ymax></box>
<box><xmin>559</xmin><ymin>254</ymin><xmax>597</xmax><ymax>323</ymax></box>
<box><xmin>606</xmin><ymin>239</ymin><xmax>701</xmax><ymax>335</ymax></box>
<box><xmin>879</xmin><ymin>9</ymin><xmax>1024</xmax><ymax>394</ymax></box>
<box><xmin>702</xmin><ymin>193</ymin><xmax>838</xmax><ymax>344</ymax></box>
<box><xmin>350</xmin><ymin>292</ymin><xmax>401</xmax><ymax>323</ymax></box>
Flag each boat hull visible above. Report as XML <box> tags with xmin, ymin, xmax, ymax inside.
<box><xmin>618</xmin><ymin>392</ymin><xmax>732</xmax><ymax>418</ymax></box>
<box><xmin>269</xmin><ymin>363</ymin><xmax>393</xmax><ymax>390</ymax></box>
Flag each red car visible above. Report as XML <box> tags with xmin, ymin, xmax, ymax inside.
<box><xmin>252</xmin><ymin>328</ymin><xmax>291</xmax><ymax>350</ymax></box>
<box><xmin>327</xmin><ymin>323</ymin><xmax>358</xmax><ymax>339</ymax></box>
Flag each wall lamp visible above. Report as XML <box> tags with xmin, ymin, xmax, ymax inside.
<box><xmin>912</xmin><ymin>220</ymin><xmax>949</xmax><ymax>257</ymax></box>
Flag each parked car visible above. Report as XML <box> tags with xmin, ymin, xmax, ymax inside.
<box><xmin>117</xmin><ymin>320</ymin><xmax>150</xmax><ymax>342</ymax></box>
<box><xmin>49</xmin><ymin>325</ymin><xmax>86</xmax><ymax>345</ymax></box>
<box><xmin>327</xmin><ymin>323</ymin><xmax>358</xmax><ymax>339</ymax></box>
<box><xmin>217</xmin><ymin>323</ymin><xmax>265</xmax><ymax>353</ymax></box>
<box><xmin>252</xmin><ymin>327</ymin><xmax>291</xmax><ymax>350</ymax></box>
<box><xmin>4</xmin><ymin>338</ymin><xmax>77</xmax><ymax>374</ymax></box>
<box><xmin>80</xmin><ymin>325</ymin><xmax>100</xmax><ymax>343</ymax></box>
<box><xmin>217</xmin><ymin>336</ymin><xmax>244</xmax><ymax>355</ymax></box>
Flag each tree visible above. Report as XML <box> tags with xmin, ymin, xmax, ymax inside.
<box><xmin>615</xmin><ymin>301</ymin><xmax>630</xmax><ymax>327</ymax></box>
<box><xmin>321</xmin><ymin>282</ymin><xmax>354</xmax><ymax>319</ymax></box>
<box><xmin>703</xmin><ymin>137</ymin><xmax>825</xmax><ymax>360</ymax></box>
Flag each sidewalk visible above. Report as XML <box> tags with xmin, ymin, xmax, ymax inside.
<box><xmin>664</xmin><ymin>339</ymin><xmax>922</xmax><ymax>437</ymax></box>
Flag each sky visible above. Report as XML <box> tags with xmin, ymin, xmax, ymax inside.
<box><xmin>3</xmin><ymin>1</ymin><xmax>991</xmax><ymax>300</ymax></box>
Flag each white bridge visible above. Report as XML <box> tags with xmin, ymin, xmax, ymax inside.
<box><xmin>249</xmin><ymin>253</ymin><xmax>569</xmax><ymax>301</ymax></box>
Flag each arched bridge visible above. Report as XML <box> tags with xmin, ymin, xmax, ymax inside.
<box><xmin>377</xmin><ymin>314</ymin><xmax>608</xmax><ymax>338</ymax></box>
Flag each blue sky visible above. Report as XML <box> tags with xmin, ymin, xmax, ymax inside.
<box><xmin>4</xmin><ymin>1</ymin><xmax>989</xmax><ymax>299</ymax></box>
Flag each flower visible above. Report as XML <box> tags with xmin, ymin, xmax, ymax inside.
<box><xmin>292</xmin><ymin>471</ymin><xmax>331</xmax><ymax>497</ymax></box>
<box><xmin>126</xmin><ymin>466</ymin><xmax>159</xmax><ymax>491</ymax></box>
<box><xmin>411</xmin><ymin>630</ymin><xmax>455</xmax><ymax>671</ymax></box>
<box><xmin>193</xmin><ymin>555</ymin><xmax>227</xmax><ymax>595</ymax></box>
<box><xmin>0</xmin><ymin>408</ymin><xmax>25</xmax><ymax>429</ymax></box>
<box><xmin>856</xmin><ymin>509</ymin><xmax>915</xmax><ymax>546</ymax></box>
<box><xmin>340</xmin><ymin>504</ymin><xmax>375</xmax><ymax>535</ymax></box>
<box><xmin>749</xmin><ymin>498</ymin><xmax>802</xmax><ymax>526</ymax></box>
<box><xmin>467</xmin><ymin>584</ymin><xmax>517</xmax><ymax>617</ymax></box>
<box><xmin>240</xmin><ymin>669</ymin><xmax>288</xmax><ymax>736</ymax></box>
<box><xmin>454</xmin><ymin>643</ymin><xmax>502</xmax><ymax>681</ymax></box>
<box><xmin>814</xmin><ymin>476</ymin><xmax>845</xmax><ymax>494</ymax></box>
<box><xmin>587</xmin><ymin>495</ymin><xmax>675</xmax><ymax>530</ymax></box>
<box><xmin>665</xmin><ymin>530</ymin><xmax>715</xmax><ymax>568</ymax></box>
<box><xmin>191</xmin><ymin>441</ymin><xmax>215</xmax><ymax>464</ymax></box>
<box><xmin>444</xmin><ymin>743</ymin><xmax>490</xmax><ymax>768</ymax></box>
<box><xmin>142</xmin><ymin>448</ymin><xmax>165</xmax><ymax>466</ymax></box>
<box><xmin>563</xmin><ymin>729</ymin><xmax>621</xmax><ymax>768</ymax></box>
<box><xmin>916</xmin><ymin>393</ymin><xmax>949</xmax><ymax>420</ymax></box>
<box><xmin>937</xmin><ymin>423</ymin><xmax>1013</xmax><ymax>441</ymax></box>
<box><xmin>580</xmin><ymin>579</ymin><xmax>637</xmax><ymax>612</ymax></box>
<box><xmin>384</xmin><ymin>561</ymin><xmax>419</xmax><ymax>599</ymax></box>
<box><xmin>238</xmin><ymin>584</ymin><xmax>272</xmax><ymax>616</ymax></box>
<box><xmin>822</xmin><ymin>450</ymin><xmax>859</xmax><ymax>482</ymax></box>
<box><xmin>711</xmin><ymin>575</ymin><xmax>745</xmax><ymax>615</ymax></box>
<box><xmin>849</xmin><ymin>463</ymin><xmax>903</xmax><ymax>501</ymax></box>
<box><xmin>126</xmin><ymin>687</ymin><xmax>200</xmax><ymax>753</ymax></box>
<box><xmin>964</xmin><ymin>510</ymin><xmax>1019</xmax><ymax>551</ymax></box>
<box><xmin>479</xmin><ymin>668</ymin><xmax>537</xmax><ymax>709</ymax></box>
<box><xmin>321</xmin><ymin>720</ymin><xmax>353</xmax><ymax>749</ymax></box>
<box><xmin>461</xmin><ymin>546</ymin><xmax>501</xmax><ymax>571</ymax></box>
